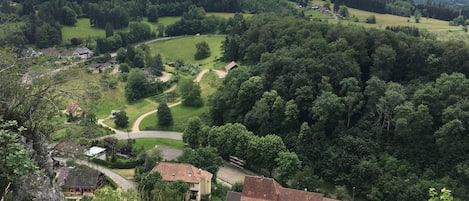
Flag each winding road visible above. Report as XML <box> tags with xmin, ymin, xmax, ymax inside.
<box><xmin>88</xmin><ymin>36</ymin><xmax>237</xmax><ymax>190</ymax></box>
<box><xmin>130</xmin><ymin>68</ymin><xmax>226</xmax><ymax>132</ymax></box>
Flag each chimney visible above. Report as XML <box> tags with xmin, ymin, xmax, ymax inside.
<box><xmin>198</xmin><ymin>168</ymin><xmax>201</xmax><ymax>174</ymax></box>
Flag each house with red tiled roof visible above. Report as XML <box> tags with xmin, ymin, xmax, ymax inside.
<box><xmin>226</xmin><ymin>176</ymin><xmax>341</xmax><ymax>201</ymax></box>
<box><xmin>150</xmin><ymin>162</ymin><xmax>213</xmax><ymax>201</ymax></box>
<box><xmin>225</xmin><ymin>61</ymin><xmax>239</xmax><ymax>72</ymax></box>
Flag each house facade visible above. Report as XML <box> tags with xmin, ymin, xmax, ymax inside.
<box><xmin>150</xmin><ymin>162</ymin><xmax>213</xmax><ymax>201</ymax></box>
<box><xmin>56</xmin><ymin>167</ymin><xmax>103</xmax><ymax>197</ymax></box>
<box><xmin>226</xmin><ymin>176</ymin><xmax>341</xmax><ymax>201</ymax></box>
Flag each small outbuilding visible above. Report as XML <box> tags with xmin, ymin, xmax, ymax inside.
<box><xmin>85</xmin><ymin>146</ymin><xmax>106</xmax><ymax>160</ymax></box>
<box><xmin>225</xmin><ymin>61</ymin><xmax>239</xmax><ymax>72</ymax></box>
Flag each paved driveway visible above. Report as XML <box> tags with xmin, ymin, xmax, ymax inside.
<box><xmin>157</xmin><ymin>146</ymin><xmax>183</xmax><ymax>161</ymax></box>
<box><xmin>217</xmin><ymin>162</ymin><xmax>257</xmax><ymax>187</ymax></box>
<box><xmin>109</xmin><ymin>131</ymin><xmax>182</xmax><ymax>140</ymax></box>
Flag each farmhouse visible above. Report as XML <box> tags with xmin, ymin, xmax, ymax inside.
<box><xmin>151</xmin><ymin>162</ymin><xmax>213</xmax><ymax>201</ymax></box>
<box><xmin>225</xmin><ymin>61</ymin><xmax>239</xmax><ymax>72</ymax></box>
<box><xmin>226</xmin><ymin>176</ymin><xmax>341</xmax><ymax>201</ymax></box>
<box><xmin>56</xmin><ymin>167</ymin><xmax>103</xmax><ymax>197</ymax></box>
<box><xmin>73</xmin><ymin>47</ymin><xmax>94</xmax><ymax>59</ymax></box>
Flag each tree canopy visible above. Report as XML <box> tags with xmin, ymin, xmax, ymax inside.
<box><xmin>208</xmin><ymin>14</ymin><xmax>469</xmax><ymax>200</ymax></box>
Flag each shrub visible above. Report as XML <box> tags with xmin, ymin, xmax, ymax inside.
<box><xmin>90</xmin><ymin>158</ymin><xmax>141</xmax><ymax>169</ymax></box>
<box><xmin>366</xmin><ymin>15</ymin><xmax>376</xmax><ymax>24</ymax></box>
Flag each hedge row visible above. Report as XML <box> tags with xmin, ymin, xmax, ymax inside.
<box><xmin>90</xmin><ymin>158</ymin><xmax>141</xmax><ymax>169</ymax></box>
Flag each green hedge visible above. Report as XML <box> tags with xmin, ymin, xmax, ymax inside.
<box><xmin>90</xmin><ymin>158</ymin><xmax>141</xmax><ymax>169</ymax></box>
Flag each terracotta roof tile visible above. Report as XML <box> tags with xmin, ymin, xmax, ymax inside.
<box><xmin>150</xmin><ymin>162</ymin><xmax>213</xmax><ymax>184</ymax></box>
<box><xmin>226</xmin><ymin>191</ymin><xmax>242</xmax><ymax>201</ymax></box>
<box><xmin>240</xmin><ymin>176</ymin><xmax>341</xmax><ymax>201</ymax></box>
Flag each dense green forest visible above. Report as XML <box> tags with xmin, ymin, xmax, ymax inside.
<box><xmin>2</xmin><ymin>0</ymin><xmax>469</xmax><ymax>200</ymax></box>
<box><xmin>0</xmin><ymin>0</ymin><xmax>295</xmax><ymax>48</ymax></box>
<box><xmin>206</xmin><ymin>14</ymin><xmax>469</xmax><ymax>200</ymax></box>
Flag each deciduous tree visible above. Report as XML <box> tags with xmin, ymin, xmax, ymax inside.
<box><xmin>157</xmin><ymin>102</ymin><xmax>173</xmax><ymax>126</ymax></box>
<box><xmin>114</xmin><ymin>111</ymin><xmax>129</xmax><ymax>128</ymax></box>
<box><xmin>195</xmin><ymin>41</ymin><xmax>211</xmax><ymax>60</ymax></box>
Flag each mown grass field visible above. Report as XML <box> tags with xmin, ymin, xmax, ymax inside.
<box><xmin>62</xmin><ymin>18</ymin><xmax>106</xmax><ymax>41</ymax></box>
<box><xmin>103</xmin><ymin>97</ymin><xmax>159</xmax><ymax>130</ymax></box>
<box><xmin>62</xmin><ymin>18</ymin><xmax>163</xmax><ymax>41</ymax></box>
<box><xmin>133</xmin><ymin>138</ymin><xmax>185</xmax><ymax>150</ymax></box>
<box><xmin>62</xmin><ymin>13</ymin><xmax>239</xmax><ymax>42</ymax></box>
<box><xmin>309</xmin><ymin>0</ymin><xmax>465</xmax><ymax>41</ymax></box>
<box><xmin>139</xmin><ymin>104</ymin><xmax>207</xmax><ymax>132</ymax></box>
<box><xmin>159</xmin><ymin>16</ymin><xmax>181</xmax><ymax>26</ymax></box>
<box><xmin>147</xmin><ymin>35</ymin><xmax>225</xmax><ymax>69</ymax></box>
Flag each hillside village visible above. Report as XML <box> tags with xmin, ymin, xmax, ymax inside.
<box><xmin>1</xmin><ymin>0</ymin><xmax>469</xmax><ymax>201</ymax></box>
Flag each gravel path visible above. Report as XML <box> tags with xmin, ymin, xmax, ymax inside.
<box><xmin>131</xmin><ymin>101</ymin><xmax>182</xmax><ymax>132</ymax></box>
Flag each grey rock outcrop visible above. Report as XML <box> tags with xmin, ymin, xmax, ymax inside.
<box><xmin>9</xmin><ymin>174</ymin><xmax>65</xmax><ymax>201</ymax></box>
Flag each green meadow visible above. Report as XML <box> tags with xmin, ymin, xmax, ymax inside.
<box><xmin>139</xmin><ymin>104</ymin><xmax>207</xmax><ymax>132</ymax></box>
<box><xmin>133</xmin><ymin>138</ymin><xmax>185</xmax><ymax>150</ymax></box>
<box><xmin>147</xmin><ymin>35</ymin><xmax>225</xmax><ymax>69</ymax></box>
<box><xmin>62</xmin><ymin>18</ymin><xmax>106</xmax><ymax>41</ymax></box>
<box><xmin>309</xmin><ymin>0</ymin><xmax>464</xmax><ymax>41</ymax></box>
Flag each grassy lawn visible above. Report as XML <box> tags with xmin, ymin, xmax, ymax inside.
<box><xmin>159</xmin><ymin>16</ymin><xmax>182</xmax><ymax>26</ymax></box>
<box><xmin>147</xmin><ymin>35</ymin><xmax>225</xmax><ymax>69</ymax></box>
<box><xmin>62</xmin><ymin>18</ymin><xmax>106</xmax><ymax>41</ymax></box>
<box><xmin>133</xmin><ymin>138</ymin><xmax>185</xmax><ymax>150</ymax></box>
<box><xmin>112</xmin><ymin>168</ymin><xmax>135</xmax><ymax>180</ymax></box>
<box><xmin>199</xmin><ymin>71</ymin><xmax>222</xmax><ymax>97</ymax></box>
<box><xmin>62</xmin><ymin>17</ymin><xmax>174</xmax><ymax>42</ymax></box>
<box><xmin>140</xmin><ymin>104</ymin><xmax>207</xmax><ymax>132</ymax></box>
